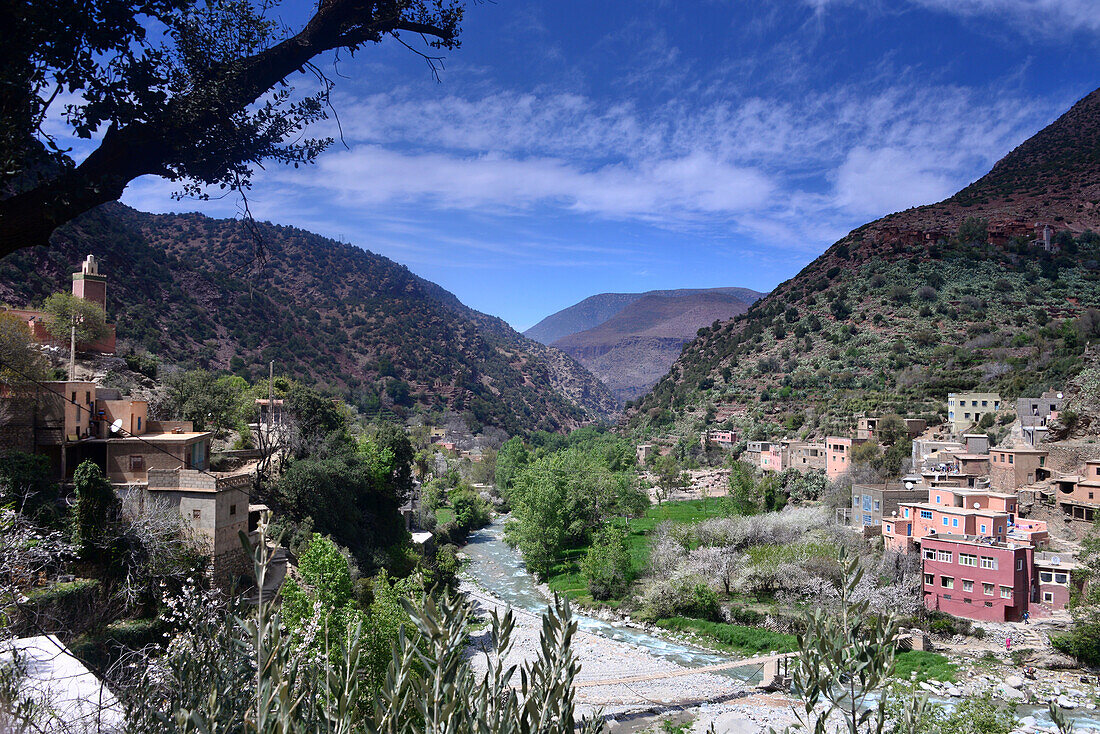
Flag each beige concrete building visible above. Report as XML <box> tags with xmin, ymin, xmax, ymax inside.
<box><xmin>947</xmin><ymin>392</ymin><xmax>1001</xmax><ymax>433</ymax></box>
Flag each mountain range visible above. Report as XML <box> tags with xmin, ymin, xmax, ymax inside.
<box><xmin>631</xmin><ymin>86</ymin><xmax>1100</xmax><ymax>434</ymax></box>
<box><xmin>0</xmin><ymin>204</ymin><xmax>619</xmax><ymax>435</ymax></box>
<box><xmin>525</xmin><ymin>288</ymin><xmax>764</xmax><ymax>402</ymax></box>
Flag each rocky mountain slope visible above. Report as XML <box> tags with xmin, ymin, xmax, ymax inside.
<box><xmin>527</xmin><ymin>288</ymin><xmax>763</xmax><ymax>402</ymax></box>
<box><xmin>631</xmin><ymin>86</ymin><xmax>1100</xmax><ymax>436</ymax></box>
<box><xmin>0</xmin><ymin>204</ymin><xmax>618</xmax><ymax>435</ymax></box>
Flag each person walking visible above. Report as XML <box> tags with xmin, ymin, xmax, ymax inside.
<box><xmin>1006</xmin><ymin>635</ymin><xmax>1012</xmax><ymax>652</ymax></box>
<box><xmin>1023</xmin><ymin>610</ymin><xmax>1030</xmax><ymax>625</ymax></box>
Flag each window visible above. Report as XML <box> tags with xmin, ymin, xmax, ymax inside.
<box><xmin>936</xmin><ymin>495</ymin><xmax>941</xmax><ymax>504</ymax></box>
<box><xmin>229</xmin><ymin>504</ymin><xmax>237</xmax><ymax>516</ymax></box>
<box><xmin>964</xmin><ymin>598</ymin><xmax>972</xmax><ymax>604</ymax></box>
<box><xmin>943</xmin><ymin>517</ymin><xmax>950</xmax><ymax>526</ymax></box>
<box><xmin>980</xmin><ymin>556</ymin><xmax>996</xmax><ymax>570</ymax></box>
<box><xmin>71</xmin><ymin>391</ymin><xmax>76</xmax><ymax>402</ymax></box>
<box><xmin>985</xmin><ymin>601</ymin><xmax>993</xmax><ymax>607</ymax></box>
<box><xmin>941</xmin><ymin>577</ymin><xmax>954</xmax><ymax>589</ymax></box>
<box><xmin>980</xmin><ymin>524</ymin><xmax>987</xmax><ymax>534</ymax></box>
<box><xmin>1017</xmin><ymin>559</ymin><xmax>1024</xmax><ymax>571</ymax></box>
<box><xmin>1055</xmin><ymin>573</ymin><xmax>1068</xmax><ymax>584</ymax></box>
<box><xmin>943</xmin><ymin>594</ymin><xmax>952</xmax><ymax>600</ymax></box>
<box><xmin>129</xmin><ymin>455</ymin><xmax>145</xmax><ymax>471</ymax></box>
<box><xmin>1040</xmin><ymin>571</ymin><xmax>1053</xmax><ymax>583</ymax></box>
<box><xmin>920</xmin><ymin>510</ymin><xmax>933</xmax><ymax>519</ymax></box>
<box><xmin>137</xmin><ymin>416</ymin><xmax>141</xmax><ymax>431</ymax></box>
<box><xmin>863</xmin><ymin>495</ymin><xmax>872</xmax><ymax>511</ymax></box>
<box><xmin>192</xmin><ymin>509</ymin><xmax>201</xmax><ymax>520</ymax></box>
<box><xmin>937</xmin><ymin>550</ymin><xmax>952</xmax><ymax>562</ymax></box>
<box><xmin>873</xmin><ymin>500</ymin><xmax>880</xmax><ymax>511</ymax></box>
<box><xmin>1043</xmin><ymin>592</ymin><xmax>1054</xmax><ymax>604</ymax></box>
<box><xmin>924</xmin><ymin>573</ymin><xmax>934</xmax><ymax>585</ymax></box>
<box><xmin>965</xmin><ymin>412</ymin><xmax>971</xmax><ymax>419</ymax></box>
<box><xmin>1000</xmin><ymin>586</ymin><xmax>1012</xmax><ymax>599</ymax></box>
<box><xmin>952</xmin><ymin>518</ymin><xmax>959</xmax><ymax>528</ymax></box>
<box><xmin>959</xmin><ymin>553</ymin><xmax>977</xmax><ymax>567</ymax></box>
<box><xmin>1009</xmin><ymin>455</ymin><xmax>1014</xmax><ymax>464</ymax></box>
<box><xmin>983</xmin><ymin>583</ymin><xmax>994</xmax><ymax>596</ymax></box>
<box><xmin>863</xmin><ymin>514</ymin><xmax>873</xmax><ymax>525</ymax></box>
<box><xmin>885</xmin><ymin>524</ymin><xmax>892</xmax><ymax>533</ymax></box>
<box><xmin>904</xmin><ymin>508</ymin><xmax>910</xmax><ymax>518</ymax></box>
<box><xmin>924</xmin><ymin>549</ymin><xmax>936</xmax><ymax>560</ymax></box>
<box><xmin>963</xmin><ymin>580</ymin><xmax>974</xmax><ymax>592</ymax></box>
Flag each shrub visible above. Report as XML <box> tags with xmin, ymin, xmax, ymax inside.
<box><xmin>581</xmin><ymin>526</ymin><xmax>632</xmax><ymax>601</ymax></box>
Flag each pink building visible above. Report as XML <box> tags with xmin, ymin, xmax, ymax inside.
<box><xmin>760</xmin><ymin>444</ymin><xmax>783</xmax><ymax>472</ymax></box>
<box><xmin>825</xmin><ymin>436</ymin><xmax>867</xmax><ymax>480</ymax></box>
<box><xmin>922</xmin><ymin>535</ymin><xmax>1032</xmax><ymax>622</ymax></box>
<box><xmin>882</xmin><ymin>486</ymin><xmax>1023</xmax><ymax>553</ymax></box>
<box><xmin>1033</xmin><ymin>553</ymin><xmax>1081</xmax><ymax>613</ymax></box>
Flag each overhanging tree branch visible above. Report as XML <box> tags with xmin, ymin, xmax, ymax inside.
<box><xmin>0</xmin><ymin>0</ymin><xmax>463</xmax><ymax>257</ymax></box>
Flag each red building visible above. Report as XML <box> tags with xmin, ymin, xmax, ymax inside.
<box><xmin>921</xmin><ymin>535</ymin><xmax>1032</xmax><ymax>622</ymax></box>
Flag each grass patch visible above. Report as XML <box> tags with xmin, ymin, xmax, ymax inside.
<box><xmin>543</xmin><ymin>500</ymin><xmax>741</xmax><ymax>605</ymax></box>
<box><xmin>893</xmin><ymin>650</ymin><xmax>958</xmax><ymax>682</ymax></box>
<box><xmin>435</xmin><ymin>507</ymin><xmax>455</xmax><ymax>524</ymax></box>
<box><xmin>655</xmin><ymin>616</ymin><xmax>798</xmax><ymax>655</ymax></box>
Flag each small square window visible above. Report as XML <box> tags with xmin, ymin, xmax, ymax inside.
<box><xmin>985</xmin><ymin>601</ymin><xmax>993</xmax><ymax>607</ymax></box>
<box><xmin>192</xmin><ymin>509</ymin><xmax>201</xmax><ymax>520</ymax></box>
<box><xmin>230</xmin><ymin>504</ymin><xmax>237</xmax><ymax>516</ymax></box>
<box><xmin>129</xmin><ymin>455</ymin><xmax>145</xmax><ymax>471</ymax></box>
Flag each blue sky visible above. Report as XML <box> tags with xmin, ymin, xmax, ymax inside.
<box><xmin>113</xmin><ymin>0</ymin><xmax>1100</xmax><ymax>330</ymax></box>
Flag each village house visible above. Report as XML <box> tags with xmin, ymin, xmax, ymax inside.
<box><xmin>947</xmin><ymin>392</ymin><xmax>1001</xmax><ymax>434</ymax></box>
<box><xmin>700</xmin><ymin>429</ymin><xmax>737</xmax><ymax>450</ymax></box>
<box><xmin>1051</xmin><ymin>461</ymin><xmax>1100</xmax><ymax>522</ymax></box>
<box><xmin>1018</xmin><ymin>390</ymin><xmax>1062</xmax><ymax>446</ymax></box>
<box><xmin>855</xmin><ymin>417</ymin><xmax>926</xmax><ymax>442</ymax></box>
<box><xmin>825</xmin><ymin>436</ymin><xmax>867</xmax><ymax>480</ymax></box>
<box><xmin>912</xmin><ymin>439</ymin><xmax>966</xmax><ymax>470</ymax></box>
<box><xmin>781</xmin><ymin>439</ymin><xmax>826</xmax><ymax>473</ymax></box>
<box><xmin>847</xmin><ymin>482</ymin><xmax>927</xmax><ymax>532</ymax></box>
<box><xmin>1033</xmin><ymin>552</ymin><xmax>1082</xmax><ymax>611</ymax></box>
<box><xmin>989</xmin><ymin>447</ymin><xmax>1050</xmax><ymax>491</ymax></box>
<box><xmin>744</xmin><ymin>441</ymin><xmax>780</xmax><ymax>471</ymax></box>
<box><xmin>921</xmin><ymin>534</ymin><xmax>1033</xmax><ymax>622</ymax></box>
<box><xmin>883</xmin><ymin>485</ymin><xmax>1025</xmax><ymax>552</ymax></box>
<box><xmin>636</xmin><ymin>443</ymin><xmax>654</xmax><ymax>464</ymax></box>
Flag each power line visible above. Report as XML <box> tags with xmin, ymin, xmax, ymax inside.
<box><xmin>0</xmin><ymin>358</ymin><xmax>225</xmax><ymax>482</ymax></box>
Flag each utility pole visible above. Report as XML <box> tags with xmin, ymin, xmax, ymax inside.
<box><xmin>68</xmin><ymin>323</ymin><xmax>76</xmax><ymax>381</ymax></box>
<box><xmin>268</xmin><ymin>360</ymin><xmax>274</xmax><ymax>427</ymax></box>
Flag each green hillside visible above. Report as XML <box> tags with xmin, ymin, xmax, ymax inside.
<box><xmin>0</xmin><ymin>204</ymin><xmax>618</xmax><ymax>435</ymax></box>
<box><xmin>630</xmin><ymin>88</ymin><xmax>1100</xmax><ymax>436</ymax></box>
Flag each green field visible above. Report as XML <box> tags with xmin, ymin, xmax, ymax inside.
<box><xmin>435</xmin><ymin>507</ymin><xmax>455</xmax><ymax>524</ymax></box>
<box><xmin>545</xmin><ymin>499</ymin><xmax>734</xmax><ymax>604</ymax></box>
<box><xmin>655</xmin><ymin>617</ymin><xmax>798</xmax><ymax>655</ymax></box>
<box><xmin>893</xmin><ymin>650</ymin><xmax>958</xmax><ymax>682</ymax></box>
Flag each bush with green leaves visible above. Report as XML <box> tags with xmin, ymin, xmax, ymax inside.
<box><xmin>71</xmin><ymin>461</ymin><xmax>119</xmax><ymax>562</ymax></box>
<box><xmin>580</xmin><ymin>525</ymin><xmax>632</xmax><ymax>601</ymax></box>
<box><xmin>117</xmin><ymin>530</ymin><xmax>603</xmax><ymax>734</ymax></box>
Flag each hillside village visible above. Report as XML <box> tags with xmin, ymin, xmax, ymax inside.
<box><xmin>5</xmin><ymin>3</ymin><xmax>1100</xmax><ymax>733</ymax></box>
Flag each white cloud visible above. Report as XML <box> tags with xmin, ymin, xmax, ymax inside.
<box><xmin>805</xmin><ymin>0</ymin><xmax>1100</xmax><ymax>35</ymax></box>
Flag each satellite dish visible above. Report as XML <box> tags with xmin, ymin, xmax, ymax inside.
<box><xmin>1057</xmin><ymin>393</ymin><xmax>1063</xmax><ymax>399</ymax></box>
<box><xmin>110</xmin><ymin>419</ymin><xmax>123</xmax><ymax>433</ymax></box>
<box><xmin>1051</xmin><ymin>556</ymin><xmax>1061</xmax><ymax>565</ymax></box>
<box><xmin>892</xmin><ymin>511</ymin><xmax>898</xmax><ymax>516</ymax></box>
<box><xmin>974</xmin><ymin>503</ymin><xmax>980</xmax><ymax>509</ymax></box>
<box><xmin>905</xmin><ymin>481</ymin><xmax>914</xmax><ymax>490</ymax></box>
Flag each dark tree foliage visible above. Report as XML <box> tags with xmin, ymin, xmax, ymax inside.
<box><xmin>274</xmin><ymin>450</ymin><xmax>407</xmax><ymax>570</ymax></box>
<box><xmin>0</xmin><ymin>0</ymin><xmax>463</xmax><ymax>254</ymax></box>
<box><xmin>71</xmin><ymin>460</ymin><xmax>120</xmax><ymax>560</ymax></box>
<box><xmin>0</xmin><ymin>452</ymin><xmax>58</xmax><ymax>519</ymax></box>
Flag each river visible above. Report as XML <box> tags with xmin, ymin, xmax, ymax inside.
<box><xmin>462</xmin><ymin>520</ymin><xmax>1100</xmax><ymax>729</ymax></box>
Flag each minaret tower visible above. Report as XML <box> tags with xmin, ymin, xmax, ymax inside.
<box><xmin>72</xmin><ymin>255</ymin><xmax>107</xmax><ymax>312</ymax></box>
